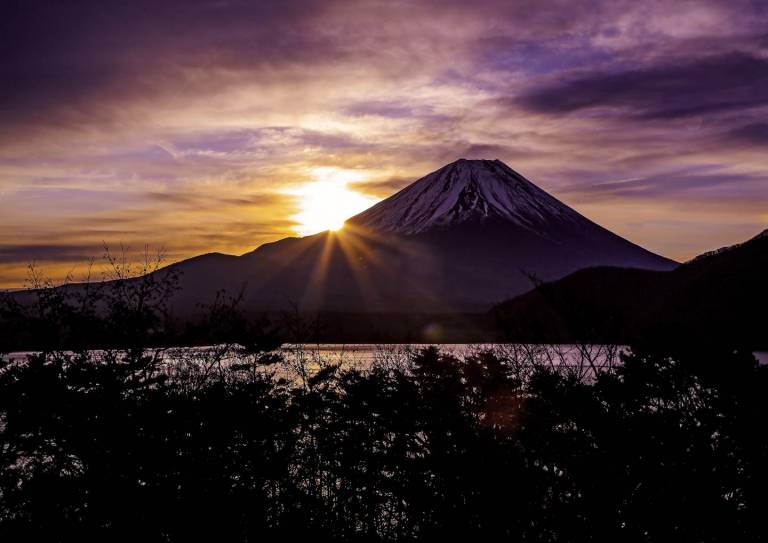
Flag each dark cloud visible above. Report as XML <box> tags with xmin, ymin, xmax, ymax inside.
<box><xmin>79</xmin><ymin>216</ymin><xmax>140</xmax><ymax>226</ymax></box>
<box><xmin>457</xmin><ymin>144</ymin><xmax>524</xmax><ymax>161</ymax></box>
<box><xmin>350</xmin><ymin>177</ymin><xmax>412</xmax><ymax>197</ymax></box>
<box><xmin>728</xmin><ymin>122</ymin><xmax>768</xmax><ymax>145</ymax></box>
<box><xmin>218</xmin><ymin>194</ymin><xmax>286</xmax><ymax>207</ymax></box>
<box><xmin>0</xmin><ymin>0</ymin><xmax>338</xmax><ymax>139</ymax></box>
<box><xmin>477</xmin><ymin>35</ymin><xmax>615</xmax><ymax>76</ymax></box>
<box><xmin>0</xmin><ymin>0</ymin><xmax>621</xmax><ymax>142</ymax></box>
<box><xmin>518</xmin><ymin>53</ymin><xmax>768</xmax><ymax>119</ymax></box>
<box><xmin>144</xmin><ymin>192</ymin><xmax>201</xmax><ymax>206</ymax></box>
<box><xmin>342</xmin><ymin>102</ymin><xmax>418</xmax><ymax>119</ymax></box>
<box><xmin>560</xmin><ymin>168</ymin><xmax>768</xmax><ymax>201</ymax></box>
<box><xmin>144</xmin><ymin>191</ymin><xmax>286</xmax><ymax>209</ymax></box>
<box><xmin>0</xmin><ymin>244</ymin><xmax>97</xmax><ymax>264</ymax></box>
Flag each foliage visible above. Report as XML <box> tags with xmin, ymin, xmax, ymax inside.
<box><xmin>0</xmin><ymin>262</ymin><xmax>766</xmax><ymax>541</ymax></box>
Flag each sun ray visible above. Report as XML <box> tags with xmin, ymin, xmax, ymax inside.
<box><xmin>338</xmin><ymin>224</ymin><xmax>454</xmax><ymax>311</ymax></box>
<box><xmin>335</xmin><ymin>229</ymin><xmax>385</xmax><ymax>309</ymax></box>
<box><xmin>298</xmin><ymin>231</ymin><xmax>337</xmax><ymax>309</ymax></box>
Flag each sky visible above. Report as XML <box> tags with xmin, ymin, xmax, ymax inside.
<box><xmin>1</xmin><ymin>0</ymin><xmax>767</xmax><ymax>287</ymax></box>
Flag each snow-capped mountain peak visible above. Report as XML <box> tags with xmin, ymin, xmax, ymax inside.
<box><xmin>349</xmin><ymin>159</ymin><xmax>581</xmax><ymax>235</ymax></box>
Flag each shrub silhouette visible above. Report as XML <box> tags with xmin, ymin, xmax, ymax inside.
<box><xmin>0</xmin><ymin>260</ymin><xmax>766</xmax><ymax>540</ymax></box>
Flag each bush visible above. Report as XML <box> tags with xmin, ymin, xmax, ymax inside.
<box><xmin>1</xmin><ymin>261</ymin><xmax>766</xmax><ymax>540</ymax></box>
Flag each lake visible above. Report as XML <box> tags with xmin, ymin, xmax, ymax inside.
<box><xmin>279</xmin><ymin>343</ymin><xmax>768</xmax><ymax>372</ymax></box>
<box><xmin>6</xmin><ymin>344</ymin><xmax>768</xmax><ymax>367</ymax></box>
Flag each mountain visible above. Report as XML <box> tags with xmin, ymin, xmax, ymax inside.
<box><xmin>350</xmin><ymin>159</ymin><xmax>586</xmax><ymax>235</ymax></box>
<box><xmin>687</xmin><ymin>228</ymin><xmax>768</xmax><ymax>263</ymax></box>
<box><xmin>493</xmin><ymin>228</ymin><xmax>768</xmax><ymax>348</ymax></box>
<box><xmin>163</xmin><ymin>159</ymin><xmax>675</xmax><ymax>314</ymax></box>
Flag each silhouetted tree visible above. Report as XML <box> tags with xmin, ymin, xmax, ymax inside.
<box><xmin>1</xmin><ymin>256</ymin><xmax>767</xmax><ymax>541</ymax></box>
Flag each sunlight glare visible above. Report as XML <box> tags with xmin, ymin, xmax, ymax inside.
<box><xmin>290</xmin><ymin>168</ymin><xmax>378</xmax><ymax>236</ymax></box>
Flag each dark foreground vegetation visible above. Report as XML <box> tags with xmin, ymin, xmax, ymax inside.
<box><xmin>1</xmin><ymin>260</ymin><xmax>767</xmax><ymax>541</ymax></box>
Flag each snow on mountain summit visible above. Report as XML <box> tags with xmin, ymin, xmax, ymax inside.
<box><xmin>349</xmin><ymin>159</ymin><xmax>582</xmax><ymax>235</ymax></box>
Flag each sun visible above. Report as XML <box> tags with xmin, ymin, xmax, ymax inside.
<box><xmin>290</xmin><ymin>168</ymin><xmax>378</xmax><ymax>236</ymax></box>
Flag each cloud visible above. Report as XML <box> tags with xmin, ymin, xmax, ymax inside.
<box><xmin>350</xmin><ymin>177</ymin><xmax>412</xmax><ymax>198</ymax></box>
<box><xmin>517</xmin><ymin>53</ymin><xmax>768</xmax><ymax>119</ymax></box>
<box><xmin>727</xmin><ymin>122</ymin><xmax>768</xmax><ymax>146</ymax></box>
<box><xmin>1</xmin><ymin>0</ymin><xmax>768</xmax><ymax>284</ymax></box>
<box><xmin>560</xmin><ymin>167</ymin><xmax>768</xmax><ymax>202</ymax></box>
<box><xmin>0</xmin><ymin>244</ymin><xmax>97</xmax><ymax>265</ymax></box>
<box><xmin>143</xmin><ymin>190</ymin><xmax>287</xmax><ymax>210</ymax></box>
<box><xmin>0</xmin><ymin>1</ymin><xmax>338</xmax><ymax>134</ymax></box>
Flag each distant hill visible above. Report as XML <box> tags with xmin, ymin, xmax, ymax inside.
<box><xmin>493</xmin><ymin>229</ymin><xmax>768</xmax><ymax>348</ymax></box>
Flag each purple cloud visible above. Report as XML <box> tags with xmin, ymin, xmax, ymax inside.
<box><xmin>560</xmin><ymin>167</ymin><xmax>768</xmax><ymax>201</ymax></box>
<box><xmin>517</xmin><ymin>53</ymin><xmax>768</xmax><ymax>119</ymax></box>
<box><xmin>2</xmin><ymin>0</ymin><xmax>768</xmax><ymax>283</ymax></box>
<box><xmin>728</xmin><ymin>122</ymin><xmax>768</xmax><ymax>145</ymax></box>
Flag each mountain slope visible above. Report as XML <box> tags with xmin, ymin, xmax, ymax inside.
<box><xmin>493</xmin><ymin>228</ymin><xmax>768</xmax><ymax>347</ymax></box>
<box><xmin>350</xmin><ymin>159</ymin><xmax>584</xmax><ymax>235</ymax></box>
<box><xmin>162</xmin><ymin>159</ymin><xmax>675</xmax><ymax>313</ymax></box>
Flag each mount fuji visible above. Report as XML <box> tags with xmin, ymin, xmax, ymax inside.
<box><xmin>168</xmin><ymin>159</ymin><xmax>676</xmax><ymax>313</ymax></box>
<box><xmin>351</xmin><ymin>159</ymin><xmax>592</xmax><ymax>235</ymax></box>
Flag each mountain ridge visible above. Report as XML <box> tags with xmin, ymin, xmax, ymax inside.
<box><xmin>493</xmin><ymin>227</ymin><xmax>768</xmax><ymax>347</ymax></box>
<box><xmin>159</xmin><ymin>158</ymin><xmax>676</xmax><ymax>313</ymax></box>
<box><xmin>688</xmin><ymin>228</ymin><xmax>768</xmax><ymax>263</ymax></box>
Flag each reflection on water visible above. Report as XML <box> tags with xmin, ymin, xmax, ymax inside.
<box><xmin>280</xmin><ymin>344</ymin><xmax>768</xmax><ymax>366</ymax></box>
<box><xmin>6</xmin><ymin>344</ymin><xmax>768</xmax><ymax>367</ymax></box>
<box><xmin>280</xmin><ymin>343</ymin><xmax>624</xmax><ymax>366</ymax></box>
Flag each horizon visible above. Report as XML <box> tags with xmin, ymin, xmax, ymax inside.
<box><xmin>2</xmin><ymin>1</ymin><xmax>768</xmax><ymax>287</ymax></box>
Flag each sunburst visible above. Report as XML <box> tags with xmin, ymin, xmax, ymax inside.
<box><xmin>289</xmin><ymin>168</ymin><xmax>378</xmax><ymax>236</ymax></box>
